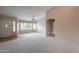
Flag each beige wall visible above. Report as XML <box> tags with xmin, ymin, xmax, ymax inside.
<box><xmin>0</xmin><ymin>15</ymin><xmax>17</xmax><ymax>38</ymax></box>
<box><xmin>0</xmin><ymin>21</ymin><xmax>1</xmax><ymax>36</ymax></box>
<box><xmin>46</xmin><ymin>7</ymin><xmax>79</xmax><ymax>42</ymax></box>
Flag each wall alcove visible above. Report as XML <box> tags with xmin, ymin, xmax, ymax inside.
<box><xmin>46</xmin><ymin>19</ymin><xmax>55</xmax><ymax>37</ymax></box>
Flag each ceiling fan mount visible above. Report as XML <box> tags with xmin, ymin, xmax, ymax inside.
<box><xmin>32</xmin><ymin>16</ymin><xmax>35</xmax><ymax>20</ymax></box>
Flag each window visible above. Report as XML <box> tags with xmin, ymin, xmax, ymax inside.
<box><xmin>20</xmin><ymin>23</ymin><xmax>25</xmax><ymax>30</ymax></box>
<box><xmin>25</xmin><ymin>23</ymin><xmax>32</xmax><ymax>30</ymax></box>
<box><xmin>5</xmin><ymin>24</ymin><xmax>8</xmax><ymax>28</ymax></box>
<box><xmin>33</xmin><ymin>23</ymin><xmax>36</xmax><ymax>30</ymax></box>
<box><xmin>20</xmin><ymin>22</ymin><xmax>34</xmax><ymax>31</ymax></box>
<box><xmin>13</xmin><ymin>21</ymin><xmax>16</xmax><ymax>32</ymax></box>
<box><xmin>17</xmin><ymin>23</ymin><xmax>19</xmax><ymax>31</ymax></box>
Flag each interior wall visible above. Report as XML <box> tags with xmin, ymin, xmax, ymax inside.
<box><xmin>0</xmin><ymin>21</ymin><xmax>1</xmax><ymax>36</ymax></box>
<box><xmin>37</xmin><ymin>17</ymin><xmax>46</xmax><ymax>37</ymax></box>
<box><xmin>0</xmin><ymin>15</ymin><xmax>17</xmax><ymax>38</ymax></box>
<box><xmin>46</xmin><ymin>7</ymin><xmax>79</xmax><ymax>42</ymax></box>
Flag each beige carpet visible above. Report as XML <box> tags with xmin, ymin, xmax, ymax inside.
<box><xmin>0</xmin><ymin>33</ymin><xmax>79</xmax><ymax>53</ymax></box>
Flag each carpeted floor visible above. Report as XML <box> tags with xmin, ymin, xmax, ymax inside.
<box><xmin>0</xmin><ymin>33</ymin><xmax>79</xmax><ymax>53</ymax></box>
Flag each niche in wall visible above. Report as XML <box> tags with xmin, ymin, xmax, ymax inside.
<box><xmin>46</xmin><ymin>19</ymin><xmax>55</xmax><ymax>37</ymax></box>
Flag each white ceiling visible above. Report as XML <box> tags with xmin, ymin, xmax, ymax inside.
<box><xmin>0</xmin><ymin>6</ymin><xmax>53</xmax><ymax>20</ymax></box>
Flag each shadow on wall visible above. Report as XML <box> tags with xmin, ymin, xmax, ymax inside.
<box><xmin>46</xmin><ymin>6</ymin><xmax>79</xmax><ymax>43</ymax></box>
